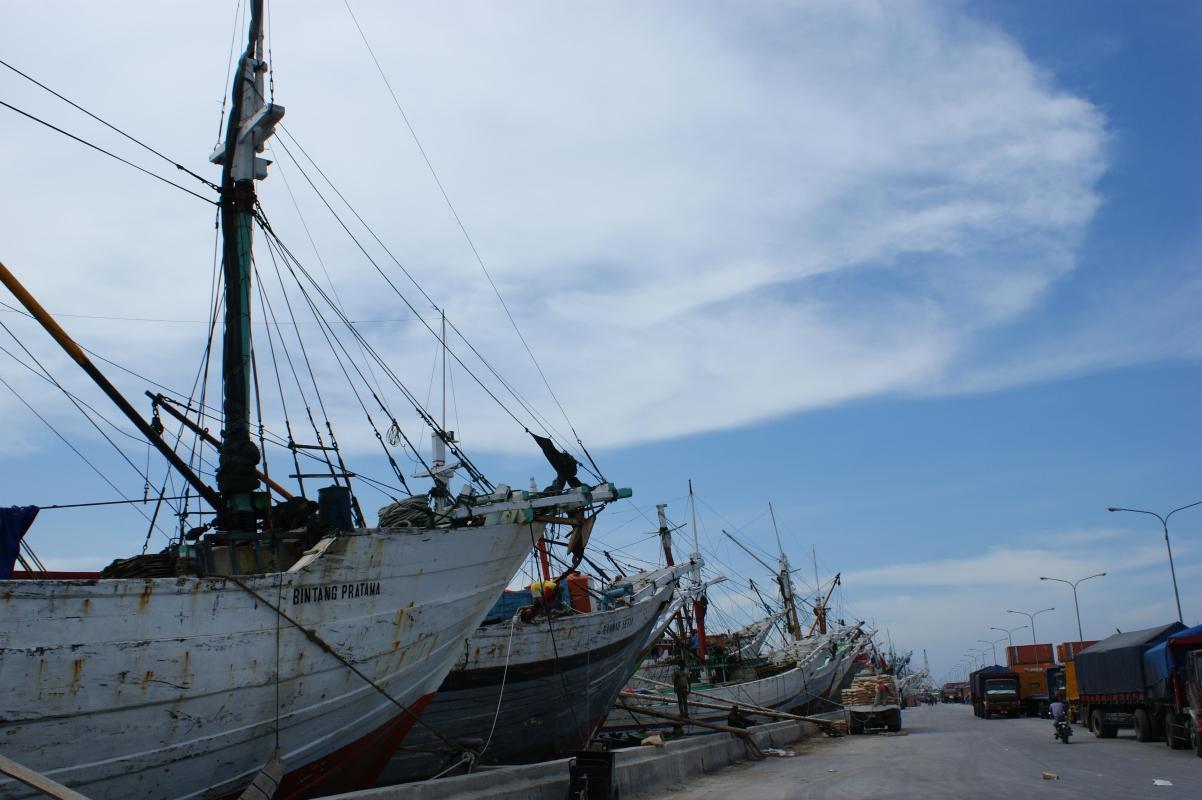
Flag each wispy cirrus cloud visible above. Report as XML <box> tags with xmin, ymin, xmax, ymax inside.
<box><xmin>0</xmin><ymin>0</ymin><xmax>1164</xmax><ymax>466</ymax></box>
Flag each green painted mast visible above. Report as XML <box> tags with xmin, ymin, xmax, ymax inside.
<box><xmin>211</xmin><ymin>0</ymin><xmax>284</xmax><ymax>529</ymax></box>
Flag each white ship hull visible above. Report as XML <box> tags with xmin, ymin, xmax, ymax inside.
<box><xmin>606</xmin><ymin>629</ymin><xmax>865</xmax><ymax>733</ymax></box>
<box><xmin>0</xmin><ymin>522</ymin><xmax>535</xmax><ymax>800</ymax></box>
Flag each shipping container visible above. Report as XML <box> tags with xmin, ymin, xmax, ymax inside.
<box><xmin>1056</xmin><ymin>640</ymin><xmax>1099</xmax><ymax>663</ymax></box>
<box><xmin>1064</xmin><ymin>661</ymin><xmax>1081</xmax><ymax>722</ymax></box>
<box><xmin>1006</xmin><ymin>643</ymin><xmax>1054</xmax><ymax>667</ymax></box>
<box><xmin>1012</xmin><ymin>660</ymin><xmax>1056</xmax><ymax>716</ymax></box>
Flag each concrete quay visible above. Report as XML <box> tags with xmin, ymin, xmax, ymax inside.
<box><xmin>658</xmin><ymin>702</ymin><xmax>1202</xmax><ymax>800</ymax></box>
<box><xmin>321</xmin><ymin>719</ymin><xmax>820</xmax><ymax>800</ymax></box>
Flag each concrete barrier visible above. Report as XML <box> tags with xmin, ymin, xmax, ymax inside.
<box><xmin>321</xmin><ymin>720</ymin><xmax>819</xmax><ymax>800</ymax></box>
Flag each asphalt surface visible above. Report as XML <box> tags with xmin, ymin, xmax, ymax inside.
<box><xmin>654</xmin><ymin>702</ymin><xmax>1201</xmax><ymax>799</ymax></box>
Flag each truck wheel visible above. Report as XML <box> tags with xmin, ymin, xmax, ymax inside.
<box><xmin>849</xmin><ymin>716</ymin><xmax>864</xmax><ymax>735</ymax></box>
<box><xmin>1134</xmin><ymin>709</ymin><xmax>1153</xmax><ymax>743</ymax></box>
<box><xmin>1090</xmin><ymin>710</ymin><xmax>1105</xmax><ymax>738</ymax></box>
<box><xmin>1193</xmin><ymin>725</ymin><xmax>1202</xmax><ymax>758</ymax></box>
<box><xmin>886</xmin><ymin>710</ymin><xmax>902</xmax><ymax>733</ymax></box>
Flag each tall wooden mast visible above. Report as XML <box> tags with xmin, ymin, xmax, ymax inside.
<box><xmin>210</xmin><ymin>0</ymin><xmax>284</xmax><ymax>528</ymax></box>
<box><xmin>768</xmin><ymin>502</ymin><xmax>803</xmax><ymax>640</ymax></box>
<box><xmin>688</xmin><ymin>480</ymin><xmax>708</xmax><ymax>675</ymax></box>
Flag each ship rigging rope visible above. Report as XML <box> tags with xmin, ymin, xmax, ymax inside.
<box><xmin>0</xmin><ymin>303</ymin><xmax>409</xmax><ymax>507</ymax></box>
<box><xmin>254</xmin><ymin>210</ymin><xmax>494</xmax><ymax>494</ymax></box>
<box><xmin>255</xmin><ymin>221</ymin><xmax>380</xmax><ymax>508</ymax></box>
<box><xmin>473</xmin><ymin>616</ymin><xmax>518</xmax><ymax>767</ymax></box>
<box><xmin>253</xmin><ymin>274</ymin><xmax>308</xmax><ymax>495</ymax></box>
<box><xmin>0</xmin><ymin>99</ymin><xmax>216</xmax><ymax>205</ymax></box>
<box><xmin>0</xmin><ymin>57</ymin><xmax>219</xmax><ymax>192</ymax></box>
<box><xmin>257</xmin><ymin>229</ymin><xmax>431</xmax><ymax>492</ymax></box>
<box><xmin>340</xmin><ymin>1</ymin><xmax>605</xmax><ymax>484</ymax></box>
<box><xmin>251</xmin><ymin>251</ymin><xmax>346</xmax><ymax>492</ymax></box>
<box><xmin>267</xmin><ymin>126</ymin><xmax>599</xmax><ymax>483</ymax></box>
<box><xmin>271</xmin><ymin>153</ymin><xmax>394</xmax><ymax>415</ymax></box>
<box><xmin>0</xmin><ymin>320</ymin><xmax>179</xmax><ymax>538</ymax></box>
<box><xmin>262</xmin><ymin>135</ymin><xmax>533</xmax><ymax>442</ymax></box>
<box><xmin>0</xmin><ymin>374</ymin><xmax>170</xmax><ymax>539</ymax></box>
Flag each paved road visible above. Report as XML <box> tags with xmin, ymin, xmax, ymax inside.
<box><xmin>654</xmin><ymin>703</ymin><xmax>1201</xmax><ymax>799</ymax></box>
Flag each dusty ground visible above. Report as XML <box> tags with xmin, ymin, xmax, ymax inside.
<box><xmin>653</xmin><ymin>702</ymin><xmax>1201</xmax><ymax>799</ymax></box>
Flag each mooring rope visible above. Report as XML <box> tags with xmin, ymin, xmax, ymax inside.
<box><xmin>473</xmin><ymin>616</ymin><xmax>519</xmax><ymax>767</ymax></box>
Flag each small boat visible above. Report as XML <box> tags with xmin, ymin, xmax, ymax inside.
<box><xmin>0</xmin><ymin>3</ymin><xmax>627</xmax><ymax>798</ymax></box>
<box><xmin>379</xmin><ymin>562</ymin><xmax>691</xmax><ymax>782</ymax></box>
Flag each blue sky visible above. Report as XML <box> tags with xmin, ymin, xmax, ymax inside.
<box><xmin>1</xmin><ymin>1</ymin><xmax>1199</xmax><ymax>681</ymax></box>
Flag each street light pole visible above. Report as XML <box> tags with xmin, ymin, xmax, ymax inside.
<box><xmin>990</xmin><ymin>625</ymin><xmax>1028</xmax><ymax>650</ymax></box>
<box><xmin>1006</xmin><ymin>607</ymin><xmax>1054</xmax><ymax>645</ymax></box>
<box><xmin>1039</xmin><ymin>573</ymin><xmax>1106</xmax><ymax>642</ymax></box>
<box><xmin>978</xmin><ymin>639</ymin><xmax>998</xmax><ymax>665</ymax></box>
<box><xmin>1108</xmin><ymin>501</ymin><xmax>1201</xmax><ymax>624</ymax></box>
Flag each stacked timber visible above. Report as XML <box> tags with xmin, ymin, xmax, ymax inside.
<box><xmin>840</xmin><ymin>675</ymin><xmax>895</xmax><ymax>705</ymax></box>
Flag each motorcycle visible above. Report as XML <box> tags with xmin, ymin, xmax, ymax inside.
<box><xmin>1054</xmin><ymin>717</ymin><xmax>1073</xmax><ymax>743</ymax></box>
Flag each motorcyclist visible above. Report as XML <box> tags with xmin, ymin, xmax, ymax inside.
<box><xmin>1049</xmin><ymin>695</ymin><xmax>1070</xmax><ymax>740</ymax></box>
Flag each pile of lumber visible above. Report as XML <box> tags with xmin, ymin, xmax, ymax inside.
<box><xmin>840</xmin><ymin>675</ymin><xmax>895</xmax><ymax>705</ymax></box>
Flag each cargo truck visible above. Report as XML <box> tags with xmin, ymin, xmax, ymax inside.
<box><xmin>1013</xmin><ymin>660</ymin><xmax>1056</xmax><ymax>717</ymax></box>
<box><xmin>1053</xmin><ymin>640</ymin><xmax>1095</xmax><ymax>723</ymax></box>
<box><xmin>940</xmin><ymin>682</ymin><xmax>969</xmax><ymax>703</ymax></box>
<box><xmin>845</xmin><ymin>675</ymin><xmax>902</xmax><ymax>734</ymax></box>
<box><xmin>969</xmin><ymin>666</ymin><xmax>1021</xmax><ymax>719</ymax></box>
<box><xmin>1076</xmin><ymin>622</ymin><xmax>1202</xmax><ymax>754</ymax></box>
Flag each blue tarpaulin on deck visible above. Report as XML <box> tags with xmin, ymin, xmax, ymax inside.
<box><xmin>0</xmin><ymin>505</ymin><xmax>39</xmax><ymax>578</ymax></box>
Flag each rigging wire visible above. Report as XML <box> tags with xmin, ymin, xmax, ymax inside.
<box><xmin>0</xmin><ymin>318</ymin><xmax>179</xmax><ymax>536</ymax></box>
<box><xmin>0</xmin><ymin>374</ymin><xmax>170</xmax><ymax>540</ymax></box>
<box><xmin>257</xmin><ymin>225</ymin><xmax>419</xmax><ymax>496</ymax></box>
<box><xmin>0</xmin><ymin>57</ymin><xmax>219</xmax><ymax>192</ymax></box>
<box><xmin>339</xmin><ymin>0</ymin><xmax>603</xmax><ymax>481</ymax></box>
<box><xmin>0</xmin><ymin>99</ymin><xmax>216</xmax><ymax>205</ymax></box>
<box><xmin>216</xmin><ymin>0</ymin><xmax>247</xmax><ymax>142</ymax></box>
<box><xmin>0</xmin><ymin>296</ymin><xmax>410</xmax><ymax>508</ymax></box>
<box><xmin>254</xmin><ymin>207</ymin><xmax>493</xmax><ymax>492</ymax></box>
<box><xmin>268</xmin><ymin>125</ymin><xmax>598</xmax><ymax>480</ymax></box>
<box><xmin>270</xmin><ymin>154</ymin><xmax>392</xmax><ymax>406</ymax></box>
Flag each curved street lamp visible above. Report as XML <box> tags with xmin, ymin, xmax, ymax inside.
<box><xmin>990</xmin><ymin>625</ymin><xmax>1028</xmax><ymax>651</ymax></box>
<box><xmin>1006</xmin><ymin>607</ymin><xmax>1054</xmax><ymax>645</ymax></box>
<box><xmin>1108</xmin><ymin>500</ymin><xmax>1201</xmax><ymax>623</ymax></box>
<box><xmin>976</xmin><ymin>634</ymin><xmax>1004</xmax><ymax>658</ymax></box>
<box><xmin>1040</xmin><ymin>573</ymin><xmax>1106</xmax><ymax>642</ymax></box>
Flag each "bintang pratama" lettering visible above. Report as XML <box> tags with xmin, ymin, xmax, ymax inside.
<box><xmin>291</xmin><ymin>581</ymin><xmax>382</xmax><ymax>605</ymax></box>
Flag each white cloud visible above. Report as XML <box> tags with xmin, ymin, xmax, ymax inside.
<box><xmin>839</xmin><ymin>536</ymin><xmax>1200</xmax><ymax>680</ymax></box>
<box><xmin>0</xmin><ymin>0</ymin><xmax>1146</xmax><ymax>464</ymax></box>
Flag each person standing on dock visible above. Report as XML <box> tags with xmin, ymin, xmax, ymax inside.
<box><xmin>673</xmin><ymin>666</ymin><xmax>692</xmax><ymax>719</ymax></box>
<box><xmin>727</xmin><ymin>705</ymin><xmax>754</xmax><ymax>730</ymax></box>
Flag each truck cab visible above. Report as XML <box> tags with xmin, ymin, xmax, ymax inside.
<box><xmin>983</xmin><ymin>677</ymin><xmax>1020</xmax><ymax>718</ymax></box>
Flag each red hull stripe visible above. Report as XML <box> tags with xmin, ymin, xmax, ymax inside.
<box><xmin>272</xmin><ymin>692</ymin><xmax>435</xmax><ymax>800</ymax></box>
